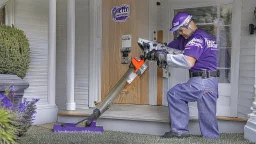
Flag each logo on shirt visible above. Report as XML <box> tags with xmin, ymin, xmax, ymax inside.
<box><xmin>205</xmin><ymin>38</ymin><xmax>217</xmax><ymax>49</ymax></box>
<box><xmin>185</xmin><ymin>37</ymin><xmax>203</xmax><ymax>49</ymax></box>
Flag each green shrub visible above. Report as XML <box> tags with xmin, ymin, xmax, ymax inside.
<box><xmin>0</xmin><ymin>25</ymin><xmax>30</xmax><ymax>79</ymax></box>
<box><xmin>1</xmin><ymin>86</ymin><xmax>39</xmax><ymax>137</ymax></box>
<box><xmin>0</xmin><ymin>108</ymin><xmax>19</xmax><ymax>144</ymax></box>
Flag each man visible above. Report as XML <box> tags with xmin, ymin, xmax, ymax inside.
<box><xmin>150</xmin><ymin>12</ymin><xmax>220</xmax><ymax>139</ymax></box>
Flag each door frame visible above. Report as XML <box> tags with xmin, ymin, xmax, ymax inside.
<box><xmin>166</xmin><ymin>0</ymin><xmax>241</xmax><ymax>117</ymax></box>
<box><xmin>148</xmin><ymin>0</ymin><xmax>159</xmax><ymax>105</ymax></box>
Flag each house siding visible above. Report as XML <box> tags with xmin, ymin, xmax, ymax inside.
<box><xmin>56</xmin><ymin>0</ymin><xmax>67</xmax><ymax>110</ymax></box>
<box><xmin>238</xmin><ymin>0</ymin><xmax>256</xmax><ymax>118</ymax></box>
<box><xmin>15</xmin><ymin>0</ymin><xmax>49</xmax><ymax>104</ymax></box>
<box><xmin>74</xmin><ymin>0</ymin><xmax>90</xmax><ymax>109</ymax></box>
<box><xmin>56</xmin><ymin>0</ymin><xmax>90</xmax><ymax>110</ymax></box>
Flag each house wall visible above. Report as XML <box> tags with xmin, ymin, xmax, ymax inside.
<box><xmin>56</xmin><ymin>0</ymin><xmax>90</xmax><ymax>110</ymax></box>
<box><xmin>238</xmin><ymin>0</ymin><xmax>256</xmax><ymax>118</ymax></box>
<box><xmin>15</xmin><ymin>0</ymin><xmax>49</xmax><ymax>104</ymax></box>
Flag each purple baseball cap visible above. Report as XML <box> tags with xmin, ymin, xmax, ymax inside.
<box><xmin>170</xmin><ymin>12</ymin><xmax>192</xmax><ymax>32</ymax></box>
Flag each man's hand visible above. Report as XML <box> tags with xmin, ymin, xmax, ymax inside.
<box><xmin>147</xmin><ymin>49</ymin><xmax>167</xmax><ymax>60</ymax></box>
<box><xmin>147</xmin><ymin>49</ymin><xmax>168</xmax><ymax>68</ymax></box>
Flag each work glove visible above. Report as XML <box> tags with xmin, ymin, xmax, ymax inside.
<box><xmin>147</xmin><ymin>49</ymin><xmax>168</xmax><ymax>68</ymax></box>
<box><xmin>138</xmin><ymin>42</ymin><xmax>150</xmax><ymax>51</ymax></box>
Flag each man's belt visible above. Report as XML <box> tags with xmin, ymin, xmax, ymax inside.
<box><xmin>189</xmin><ymin>70</ymin><xmax>220</xmax><ymax>79</ymax></box>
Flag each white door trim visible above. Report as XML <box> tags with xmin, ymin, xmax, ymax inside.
<box><xmin>229</xmin><ymin>0</ymin><xmax>241</xmax><ymax>117</ymax></box>
<box><xmin>148</xmin><ymin>0</ymin><xmax>158</xmax><ymax>105</ymax></box>
<box><xmin>89</xmin><ymin>0</ymin><xmax>102</xmax><ymax>107</ymax></box>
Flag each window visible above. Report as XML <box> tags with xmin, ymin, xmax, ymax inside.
<box><xmin>173</xmin><ymin>4</ymin><xmax>232</xmax><ymax>83</ymax></box>
<box><xmin>0</xmin><ymin>0</ymin><xmax>14</xmax><ymax>26</ymax></box>
<box><xmin>0</xmin><ymin>6</ymin><xmax>5</xmax><ymax>24</ymax></box>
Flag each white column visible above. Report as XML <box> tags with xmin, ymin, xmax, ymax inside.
<box><xmin>66</xmin><ymin>0</ymin><xmax>76</xmax><ymax>110</ymax></box>
<box><xmin>244</xmin><ymin>31</ymin><xmax>256</xmax><ymax>142</ymax></box>
<box><xmin>36</xmin><ymin>0</ymin><xmax>58</xmax><ymax>125</ymax></box>
<box><xmin>244</xmin><ymin>88</ymin><xmax>256</xmax><ymax>142</ymax></box>
<box><xmin>48</xmin><ymin>0</ymin><xmax>56</xmax><ymax>105</ymax></box>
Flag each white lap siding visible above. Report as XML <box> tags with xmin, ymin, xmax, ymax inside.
<box><xmin>56</xmin><ymin>0</ymin><xmax>90</xmax><ymax>110</ymax></box>
<box><xmin>238</xmin><ymin>0</ymin><xmax>256</xmax><ymax>118</ymax></box>
<box><xmin>15</xmin><ymin>0</ymin><xmax>49</xmax><ymax>104</ymax></box>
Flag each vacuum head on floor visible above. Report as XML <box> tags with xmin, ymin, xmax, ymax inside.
<box><xmin>53</xmin><ymin>121</ymin><xmax>104</xmax><ymax>133</ymax></box>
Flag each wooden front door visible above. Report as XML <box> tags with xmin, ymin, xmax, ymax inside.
<box><xmin>101</xmin><ymin>0</ymin><xmax>149</xmax><ymax>104</ymax></box>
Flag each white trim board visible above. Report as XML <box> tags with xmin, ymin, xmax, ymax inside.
<box><xmin>229</xmin><ymin>0</ymin><xmax>241</xmax><ymax>117</ymax></box>
<box><xmin>148</xmin><ymin>0</ymin><xmax>159</xmax><ymax>105</ymax></box>
<box><xmin>34</xmin><ymin>104</ymin><xmax>58</xmax><ymax>124</ymax></box>
<box><xmin>89</xmin><ymin>0</ymin><xmax>102</xmax><ymax>107</ymax></box>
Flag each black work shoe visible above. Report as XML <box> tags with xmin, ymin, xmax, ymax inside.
<box><xmin>161</xmin><ymin>131</ymin><xmax>190</xmax><ymax>139</ymax></box>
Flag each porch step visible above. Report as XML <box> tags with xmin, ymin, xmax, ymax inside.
<box><xmin>57</xmin><ymin>104</ymin><xmax>247</xmax><ymax>135</ymax></box>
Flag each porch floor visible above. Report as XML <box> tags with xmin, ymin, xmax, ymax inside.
<box><xmin>58</xmin><ymin>104</ymin><xmax>248</xmax><ymax>122</ymax></box>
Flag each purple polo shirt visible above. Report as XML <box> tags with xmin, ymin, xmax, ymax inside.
<box><xmin>167</xmin><ymin>29</ymin><xmax>218</xmax><ymax>72</ymax></box>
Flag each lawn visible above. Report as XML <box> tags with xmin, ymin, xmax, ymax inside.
<box><xmin>18</xmin><ymin>123</ymin><xmax>253</xmax><ymax>144</ymax></box>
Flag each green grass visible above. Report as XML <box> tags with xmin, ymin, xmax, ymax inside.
<box><xmin>17</xmin><ymin>123</ymin><xmax>254</xmax><ymax>144</ymax></box>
